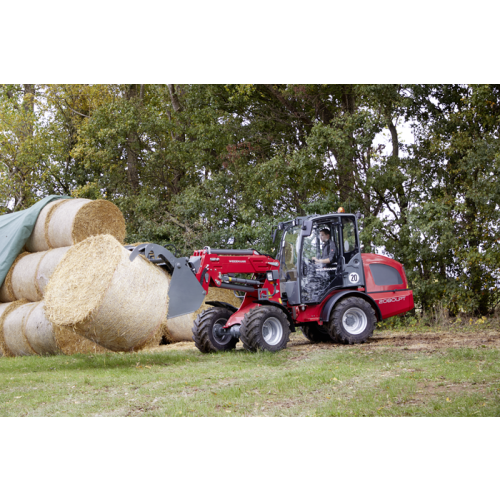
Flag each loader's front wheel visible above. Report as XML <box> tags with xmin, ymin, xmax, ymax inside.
<box><xmin>192</xmin><ymin>307</ymin><xmax>238</xmax><ymax>353</ymax></box>
<box><xmin>240</xmin><ymin>306</ymin><xmax>290</xmax><ymax>352</ymax></box>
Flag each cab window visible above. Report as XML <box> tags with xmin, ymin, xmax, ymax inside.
<box><xmin>280</xmin><ymin>225</ymin><xmax>301</xmax><ymax>282</ymax></box>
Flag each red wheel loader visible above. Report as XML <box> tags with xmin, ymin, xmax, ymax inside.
<box><xmin>129</xmin><ymin>211</ymin><xmax>414</xmax><ymax>353</ymax></box>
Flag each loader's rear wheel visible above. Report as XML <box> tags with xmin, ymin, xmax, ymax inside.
<box><xmin>302</xmin><ymin>323</ymin><xmax>332</xmax><ymax>343</ymax></box>
<box><xmin>192</xmin><ymin>307</ymin><xmax>238</xmax><ymax>353</ymax></box>
<box><xmin>240</xmin><ymin>306</ymin><xmax>290</xmax><ymax>352</ymax></box>
<box><xmin>329</xmin><ymin>297</ymin><xmax>375</xmax><ymax>345</ymax></box>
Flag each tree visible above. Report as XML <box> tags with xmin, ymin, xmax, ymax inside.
<box><xmin>1</xmin><ymin>83</ymin><xmax>498</xmax><ymax>316</ymax></box>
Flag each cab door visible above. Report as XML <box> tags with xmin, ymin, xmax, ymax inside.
<box><xmin>339</xmin><ymin>216</ymin><xmax>365</xmax><ymax>288</ymax></box>
<box><xmin>299</xmin><ymin>220</ymin><xmax>342</xmax><ymax>303</ymax></box>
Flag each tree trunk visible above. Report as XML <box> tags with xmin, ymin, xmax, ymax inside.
<box><xmin>167</xmin><ymin>84</ymin><xmax>184</xmax><ymax>113</ymax></box>
<box><xmin>12</xmin><ymin>85</ymin><xmax>36</xmax><ymax>209</ymax></box>
<box><xmin>124</xmin><ymin>84</ymin><xmax>141</xmax><ymax>193</ymax></box>
<box><xmin>23</xmin><ymin>85</ymin><xmax>35</xmax><ymax>113</ymax></box>
<box><xmin>388</xmin><ymin>121</ymin><xmax>399</xmax><ymax>159</ymax></box>
<box><xmin>335</xmin><ymin>85</ymin><xmax>356</xmax><ymax>201</ymax></box>
<box><xmin>167</xmin><ymin>84</ymin><xmax>186</xmax><ymax>143</ymax></box>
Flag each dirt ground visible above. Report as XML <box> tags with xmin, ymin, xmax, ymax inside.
<box><xmin>146</xmin><ymin>327</ymin><xmax>500</xmax><ymax>354</ymax></box>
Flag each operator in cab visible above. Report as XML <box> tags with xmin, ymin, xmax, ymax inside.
<box><xmin>312</xmin><ymin>228</ymin><xmax>336</xmax><ymax>268</ymax></box>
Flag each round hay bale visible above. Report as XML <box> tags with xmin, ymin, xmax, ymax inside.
<box><xmin>23</xmin><ymin>301</ymin><xmax>59</xmax><ymax>355</ymax></box>
<box><xmin>0</xmin><ymin>252</ymin><xmax>30</xmax><ymax>303</ymax></box>
<box><xmin>35</xmin><ymin>247</ymin><xmax>70</xmax><ymax>296</ymax></box>
<box><xmin>123</xmin><ymin>241</ymin><xmax>168</xmax><ymax>349</ymax></box>
<box><xmin>23</xmin><ymin>302</ymin><xmax>108</xmax><ymax>356</ymax></box>
<box><xmin>206</xmin><ymin>287</ymin><xmax>243</xmax><ymax>310</ymax></box>
<box><xmin>138</xmin><ymin>321</ymin><xmax>169</xmax><ymax>350</ymax></box>
<box><xmin>52</xmin><ymin>324</ymin><xmax>110</xmax><ymax>355</ymax></box>
<box><xmin>25</xmin><ymin>199</ymin><xmax>70</xmax><ymax>252</ymax></box>
<box><xmin>2</xmin><ymin>301</ymin><xmax>37</xmax><ymax>357</ymax></box>
<box><xmin>11</xmin><ymin>251</ymin><xmax>46</xmax><ymax>302</ymax></box>
<box><xmin>163</xmin><ymin>276</ymin><xmax>242</xmax><ymax>343</ymax></box>
<box><xmin>1</xmin><ymin>248</ymin><xmax>70</xmax><ymax>302</ymax></box>
<box><xmin>45</xmin><ymin>234</ymin><xmax>169</xmax><ymax>352</ymax></box>
<box><xmin>0</xmin><ymin>302</ymin><xmax>11</xmax><ymax>356</ymax></box>
<box><xmin>47</xmin><ymin>199</ymin><xmax>126</xmax><ymax>248</ymax></box>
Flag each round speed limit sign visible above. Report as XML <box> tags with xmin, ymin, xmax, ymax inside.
<box><xmin>349</xmin><ymin>272</ymin><xmax>359</xmax><ymax>283</ymax></box>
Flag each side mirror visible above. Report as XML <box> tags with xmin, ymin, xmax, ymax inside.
<box><xmin>301</xmin><ymin>219</ymin><xmax>313</xmax><ymax>237</ymax></box>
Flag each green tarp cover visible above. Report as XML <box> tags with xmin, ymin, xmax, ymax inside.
<box><xmin>0</xmin><ymin>195</ymin><xmax>71</xmax><ymax>287</ymax></box>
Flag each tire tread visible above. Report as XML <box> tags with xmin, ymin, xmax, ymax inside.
<box><xmin>329</xmin><ymin>297</ymin><xmax>376</xmax><ymax>345</ymax></box>
<box><xmin>302</xmin><ymin>323</ymin><xmax>332</xmax><ymax>343</ymax></box>
<box><xmin>240</xmin><ymin>306</ymin><xmax>290</xmax><ymax>352</ymax></box>
<box><xmin>192</xmin><ymin>308</ymin><xmax>236</xmax><ymax>353</ymax></box>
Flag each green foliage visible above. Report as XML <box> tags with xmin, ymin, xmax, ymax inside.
<box><xmin>1</xmin><ymin>84</ymin><xmax>499</xmax><ymax>315</ymax></box>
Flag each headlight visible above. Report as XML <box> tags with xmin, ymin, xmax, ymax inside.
<box><xmin>267</xmin><ymin>271</ymin><xmax>274</xmax><ymax>282</ymax></box>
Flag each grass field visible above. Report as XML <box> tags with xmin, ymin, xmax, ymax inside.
<box><xmin>1</xmin><ymin>325</ymin><xmax>499</xmax><ymax>417</ymax></box>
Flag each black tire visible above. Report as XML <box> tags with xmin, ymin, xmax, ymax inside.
<box><xmin>329</xmin><ymin>297</ymin><xmax>376</xmax><ymax>345</ymax></box>
<box><xmin>301</xmin><ymin>323</ymin><xmax>332</xmax><ymax>343</ymax></box>
<box><xmin>192</xmin><ymin>307</ymin><xmax>238</xmax><ymax>353</ymax></box>
<box><xmin>240</xmin><ymin>306</ymin><xmax>291</xmax><ymax>352</ymax></box>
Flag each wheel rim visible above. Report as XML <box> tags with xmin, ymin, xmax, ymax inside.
<box><xmin>213</xmin><ymin>318</ymin><xmax>232</xmax><ymax>345</ymax></box>
<box><xmin>342</xmin><ymin>307</ymin><xmax>367</xmax><ymax>335</ymax></box>
<box><xmin>262</xmin><ymin>317</ymin><xmax>283</xmax><ymax>346</ymax></box>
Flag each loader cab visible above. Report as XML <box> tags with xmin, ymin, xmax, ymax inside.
<box><xmin>277</xmin><ymin>213</ymin><xmax>365</xmax><ymax>305</ymax></box>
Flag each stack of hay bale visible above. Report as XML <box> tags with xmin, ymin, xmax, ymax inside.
<box><xmin>44</xmin><ymin>235</ymin><xmax>170</xmax><ymax>352</ymax></box>
<box><xmin>0</xmin><ymin>199</ymin><xmax>126</xmax><ymax>357</ymax></box>
<box><xmin>44</xmin><ymin>237</ymin><xmax>242</xmax><ymax>350</ymax></box>
<box><xmin>0</xmin><ymin>198</ymin><xmax>243</xmax><ymax>357</ymax></box>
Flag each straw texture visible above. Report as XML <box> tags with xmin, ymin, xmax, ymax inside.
<box><xmin>0</xmin><ymin>302</ymin><xmax>22</xmax><ymax>356</ymax></box>
<box><xmin>35</xmin><ymin>247</ymin><xmax>70</xmax><ymax>296</ymax></box>
<box><xmin>0</xmin><ymin>248</ymin><xmax>70</xmax><ymax>302</ymax></box>
<box><xmin>52</xmin><ymin>324</ymin><xmax>109</xmax><ymax>355</ymax></box>
<box><xmin>0</xmin><ymin>301</ymin><xmax>107</xmax><ymax>357</ymax></box>
<box><xmin>11</xmin><ymin>251</ymin><xmax>46</xmax><ymax>301</ymax></box>
<box><xmin>23</xmin><ymin>301</ymin><xmax>59</xmax><ymax>355</ymax></box>
<box><xmin>2</xmin><ymin>301</ymin><xmax>37</xmax><ymax>357</ymax></box>
<box><xmin>0</xmin><ymin>303</ymin><xmax>11</xmax><ymax>355</ymax></box>
<box><xmin>25</xmin><ymin>199</ymin><xmax>70</xmax><ymax>252</ymax></box>
<box><xmin>0</xmin><ymin>252</ymin><xmax>30</xmax><ymax>303</ymax></box>
<box><xmin>47</xmin><ymin>199</ymin><xmax>126</xmax><ymax>248</ymax></box>
<box><xmin>45</xmin><ymin>234</ymin><xmax>169</xmax><ymax>352</ymax></box>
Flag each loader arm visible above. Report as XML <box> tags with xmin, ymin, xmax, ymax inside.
<box><xmin>129</xmin><ymin>245</ymin><xmax>282</xmax><ymax>319</ymax></box>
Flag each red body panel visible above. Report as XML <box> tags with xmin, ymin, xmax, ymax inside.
<box><xmin>361</xmin><ymin>253</ymin><xmax>414</xmax><ymax>319</ymax></box>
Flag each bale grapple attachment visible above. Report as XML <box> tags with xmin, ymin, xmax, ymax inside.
<box><xmin>129</xmin><ymin>244</ymin><xmax>206</xmax><ymax>319</ymax></box>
